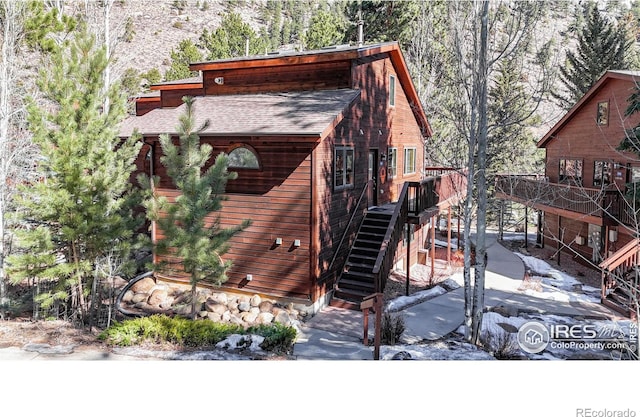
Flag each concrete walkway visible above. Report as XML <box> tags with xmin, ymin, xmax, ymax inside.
<box><xmin>292</xmin><ymin>232</ymin><xmax>622</xmax><ymax>359</ymax></box>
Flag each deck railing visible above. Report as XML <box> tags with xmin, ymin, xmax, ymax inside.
<box><xmin>407</xmin><ymin>177</ymin><xmax>438</xmax><ymax>216</ymax></box>
<box><xmin>495</xmin><ymin>175</ymin><xmax>614</xmax><ymax>219</ymax></box>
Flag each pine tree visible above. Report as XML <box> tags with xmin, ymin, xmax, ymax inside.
<box><xmin>164</xmin><ymin>38</ymin><xmax>202</xmax><ymax>81</ymax></box>
<box><xmin>553</xmin><ymin>1</ymin><xmax>634</xmax><ymax>109</ymax></box>
<box><xmin>144</xmin><ymin>97</ymin><xmax>249</xmax><ymax>319</ymax></box>
<box><xmin>342</xmin><ymin>0</ymin><xmax>419</xmax><ymax>47</ymax></box>
<box><xmin>304</xmin><ymin>8</ymin><xmax>344</xmax><ymax>50</ymax></box>
<box><xmin>198</xmin><ymin>12</ymin><xmax>268</xmax><ymax>60</ymax></box>
<box><xmin>8</xmin><ymin>26</ymin><xmax>142</xmax><ymax>322</ymax></box>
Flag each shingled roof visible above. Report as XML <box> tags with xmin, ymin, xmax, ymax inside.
<box><xmin>120</xmin><ymin>89</ymin><xmax>361</xmax><ymax>138</ymax></box>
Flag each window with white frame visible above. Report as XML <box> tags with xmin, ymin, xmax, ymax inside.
<box><xmin>593</xmin><ymin>160</ymin><xmax>612</xmax><ymax>187</ymax></box>
<box><xmin>387</xmin><ymin>147</ymin><xmax>397</xmax><ymax>178</ymax></box>
<box><xmin>404</xmin><ymin>147</ymin><xmax>416</xmax><ymax>175</ymax></box>
<box><xmin>334</xmin><ymin>146</ymin><xmax>354</xmax><ymax>190</ymax></box>
<box><xmin>389</xmin><ymin>74</ymin><xmax>396</xmax><ymax>107</ymax></box>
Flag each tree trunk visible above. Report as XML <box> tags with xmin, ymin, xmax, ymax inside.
<box><xmin>470</xmin><ymin>0</ymin><xmax>490</xmax><ymax>345</ymax></box>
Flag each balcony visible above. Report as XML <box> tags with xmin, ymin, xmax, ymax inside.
<box><xmin>495</xmin><ymin>175</ymin><xmax>639</xmax><ymax>227</ymax></box>
<box><xmin>407</xmin><ymin>169</ymin><xmax>467</xmax><ymax>224</ymax></box>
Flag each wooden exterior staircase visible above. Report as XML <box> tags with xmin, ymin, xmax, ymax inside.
<box><xmin>332</xmin><ymin>209</ymin><xmax>397</xmax><ymax>306</ymax></box>
<box><xmin>330</xmin><ymin>170</ymin><xmax>466</xmax><ymax>309</ymax></box>
<box><xmin>600</xmin><ymin>237</ymin><xmax>640</xmax><ymax>318</ymax></box>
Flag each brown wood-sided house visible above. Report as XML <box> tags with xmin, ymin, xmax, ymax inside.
<box><xmin>496</xmin><ymin>70</ymin><xmax>640</xmax><ymax>317</ymax></box>
<box><xmin>120</xmin><ymin>41</ymin><xmax>465</xmax><ymax>314</ymax></box>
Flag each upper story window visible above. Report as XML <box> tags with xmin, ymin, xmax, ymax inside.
<box><xmin>334</xmin><ymin>146</ymin><xmax>354</xmax><ymax>190</ymax></box>
<box><xmin>593</xmin><ymin>160</ymin><xmax>612</xmax><ymax>187</ymax></box>
<box><xmin>389</xmin><ymin>74</ymin><xmax>396</xmax><ymax>107</ymax></box>
<box><xmin>597</xmin><ymin>101</ymin><xmax>609</xmax><ymax>126</ymax></box>
<box><xmin>387</xmin><ymin>147</ymin><xmax>397</xmax><ymax>178</ymax></box>
<box><xmin>559</xmin><ymin>158</ymin><xmax>583</xmax><ymax>185</ymax></box>
<box><xmin>228</xmin><ymin>145</ymin><xmax>260</xmax><ymax>169</ymax></box>
<box><xmin>404</xmin><ymin>147</ymin><xmax>416</xmax><ymax>175</ymax></box>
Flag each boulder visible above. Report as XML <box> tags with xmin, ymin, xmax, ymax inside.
<box><xmin>205</xmin><ymin>300</ymin><xmax>227</xmax><ymax>315</ymax></box>
<box><xmin>250</xmin><ymin>294</ymin><xmax>261</xmax><ymax>307</ymax></box>
<box><xmin>274</xmin><ymin>311</ymin><xmax>292</xmax><ymax>325</ymax></box>
<box><xmin>259</xmin><ymin>301</ymin><xmax>274</xmax><ymax>313</ymax></box>
<box><xmin>131</xmin><ymin>293</ymin><xmax>149</xmax><ymax>304</ymax></box>
<box><xmin>147</xmin><ymin>289</ymin><xmax>169</xmax><ymax>307</ymax></box>
<box><xmin>131</xmin><ymin>277</ymin><xmax>155</xmax><ymax>293</ymax></box>
<box><xmin>210</xmin><ymin>292</ymin><xmax>228</xmax><ymax>305</ymax></box>
<box><xmin>256</xmin><ymin>312</ymin><xmax>274</xmax><ymax>324</ymax></box>
<box><xmin>249</xmin><ymin>307</ymin><xmax>260</xmax><ymax>315</ymax></box>
<box><xmin>238</xmin><ymin>301</ymin><xmax>251</xmax><ymax>312</ymax></box>
<box><xmin>207</xmin><ymin>312</ymin><xmax>222</xmax><ymax>322</ymax></box>
<box><xmin>159</xmin><ymin>296</ymin><xmax>175</xmax><ymax>310</ymax></box>
<box><xmin>221</xmin><ymin>311</ymin><xmax>231</xmax><ymax>322</ymax></box>
<box><xmin>121</xmin><ymin>290</ymin><xmax>134</xmax><ymax>303</ymax></box>
<box><xmin>242</xmin><ymin>312</ymin><xmax>258</xmax><ymax>324</ymax></box>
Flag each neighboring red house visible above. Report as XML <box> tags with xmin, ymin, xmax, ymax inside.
<box><xmin>496</xmin><ymin>70</ymin><xmax>640</xmax><ymax>317</ymax></box>
<box><xmin>120</xmin><ymin>41</ymin><xmax>465</xmax><ymax>313</ymax></box>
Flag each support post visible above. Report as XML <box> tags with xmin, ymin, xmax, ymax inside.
<box><xmin>498</xmin><ymin>200</ymin><xmax>504</xmax><ymax>241</ymax></box>
<box><xmin>430</xmin><ymin>216</ymin><xmax>436</xmax><ymax>278</ymax></box>
<box><xmin>447</xmin><ymin>209</ymin><xmax>452</xmax><ymax>264</ymax></box>
<box><xmin>524</xmin><ymin>205</ymin><xmax>528</xmax><ymax>249</ymax></box>
<box><xmin>557</xmin><ymin>216</ymin><xmax>562</xmax><ymax>267</ymax></box>
<box><xmin>360</xmin><ymin>293</ymin><xmax>383</xmax><ymax>360</ymax></box>
<box><xmin>406</xmin><ymin>222</ymin><xmax>410</xmax><ymax>297</ymax></box>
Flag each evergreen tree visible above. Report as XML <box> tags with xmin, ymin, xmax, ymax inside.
<box><xmin>304</xmin><ymin>8</ymin><xmax>344</xmax><ymax>50</ymax></box>
<box><xmin>198</xmin><ymin>12</ymin><xmax>268</xmax><ymax>60</ymax></box>
<box><xmin>553</xmin><ymin>1</ymin><xmax>635</xmax><ymax>109</ymax></box>
<box><xmin>342</xmin><ymin>0</ymin><xmax>419</xmax><ymax>47</ymax></box>
<box><xmin>8</xmin><ymin>26</ymin><xmax>142</xmax><ymax>322</ymax></box>
<box><xmin>164</xmin><ymin>38</ymin><xmax>202</xmax><ymax>81</ymax></box>
<box><xmin>144</xmin><ymin>97</ymin><xmax>249</xmax><ymax>319</ymax></box>
<box><xmin>487</xmin><ymin>55</ymin><xmax>544</xmax><ymax>222</ymax></box>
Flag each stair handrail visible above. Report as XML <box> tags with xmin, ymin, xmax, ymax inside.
<box><xmin>599</xmin><ymin>237</ymin><xmax>640</xmax><ymax>272</ymax></box>
<box><xmin>328</xmin><ymin>179</ymin><xmax>373</xmax><ymax>272</ymax></box>
<box><xmin>371</xmin><ymin>182</ymin><xmax>409</xmax><ymax>293</ymax></box>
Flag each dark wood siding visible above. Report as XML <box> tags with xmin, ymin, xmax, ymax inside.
<box><xmin>151</xmin><ymin>137</ymin><xmax>315</xmax><ymax>300</ymax></box>
<box><xmin>314</xmin><ymin>55</ymin><xmax>427</xmax><ymax>292</ymax></box>
<box><xmin>545</xmin><ymin>78</ymin><xmax>640</xmax><ymax>186</ymax></box>
<box><xmin>161</xmin><ymin>87</ymin><xmax>205</xmax><ymax>108</ymax></box>
<box><xmin>202</xmin><ymin>61</ymin><xmax>351</xmax><ymax>95</ymax></box>
<box><xmin>136</xmin><ymin>98</ymin><xmax>161</xmax><ymax>116</ymax></box>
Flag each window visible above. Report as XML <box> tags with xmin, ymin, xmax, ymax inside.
<box><xmin>593</xmin><ymin>160</ymin><xmax>612</xmax><ymax>187</ymax></box>
<box><xmin>334</xmin><ymin>146</ymin><xmax>354</xmax><ymax>190</ymax></box>
<box><xmin>228</xmin><ymin>145</ymin><xmax>260</xmax><ymax>169</ymax></box>
<box><xmin>387</xmin><ymin>147</ymin><xmax>397</xmax><ymax>178</ymax></box>
<box><xmin>631</xmin><ymin>166</ymin><xmax>640</xmax><ymax>183</ymax></box>
<box><xmin>404</xmin><ymin>147</ymin><xmax>416</xmax><ymax>175</ymax></box>
<box><xmin>597</xmin><ymin>101</ymin><xmax>609</xmax><ymax>126</ymax></box>
<box><xmin>389</xmin><ymin>74</ymin><xmax>396</xmax><ymax>107</ymax></box>
<box><xmin>559</xmin><ymin>159</ymin><xmax>582</xmax><ymax>185</ymax></box>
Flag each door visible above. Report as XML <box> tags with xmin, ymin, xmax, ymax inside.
<box><xmin>368</xmin><ymin>149</ymin><xmax>378</xmax><ymax>207</ymax></box>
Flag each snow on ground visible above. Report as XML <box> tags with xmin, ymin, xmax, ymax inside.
<box><xmin>385</xmin><ymin>285</ymin><xmax>447</xmax><ymax>313</ymax></box>
<box><xmin>514</xmin><ymin>252</ymin><xmax>601</xmax><ymax>303</ymax></box>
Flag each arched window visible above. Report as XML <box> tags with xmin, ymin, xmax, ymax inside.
<box><xmin>227</xmin><ymin>145</ymin><xmax>260</xmax><ymax>169</ymax></box>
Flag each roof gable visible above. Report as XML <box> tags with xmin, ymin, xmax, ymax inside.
<box><xmin>538</xmin><ymin>70</ymin><xmax>640</xmax><ymax>148</ymax></box>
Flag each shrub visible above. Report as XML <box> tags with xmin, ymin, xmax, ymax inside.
<box><xmin>98</xmin><ymin>315</ymin><xmax>296</xmax><ymax>353</ymax></box>
<box><xmin>381</xmin><ymin>312</ymin><xmax>405</xmax><ymax>345</ymax></box>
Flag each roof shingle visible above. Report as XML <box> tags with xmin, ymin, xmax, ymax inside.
<box><xmin>120</xmin><ymin>89</ymin><xmax>361</xmax><ymax>138</ymax></box>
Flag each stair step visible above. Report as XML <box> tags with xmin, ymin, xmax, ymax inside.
<box><xmin>346</xmin><ymin>261</ymin><xmax>375</xmax><ymax>270</ymax></box>
<box><xmin>342</xmin><ymin>270</ymin><xmax>375</xmax><ymax>280</ymax></box>
<box><xmin>354</xmin><ymin>238</ymin><xmax>384</xmax><ymax>246</ymax></box>
<box><xmin>349</xmin><ymin>254</ymin><xmax>378</xmax><ymax>262</ymax></box>
<box><xmin>334</xmin><ymin>286</ymin><xmax>374</xmax><ymax>301</ymax></box>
